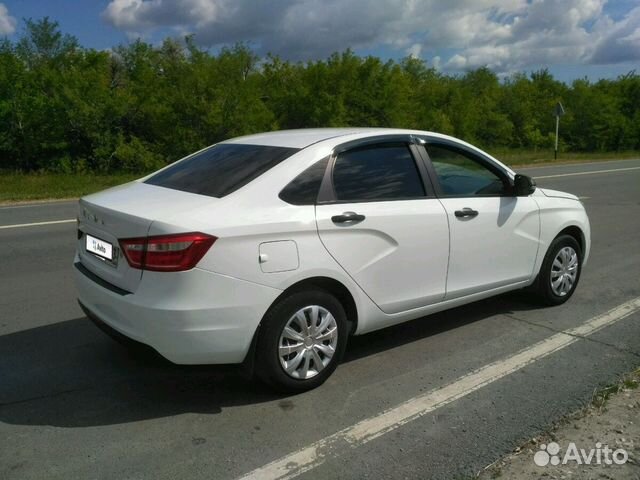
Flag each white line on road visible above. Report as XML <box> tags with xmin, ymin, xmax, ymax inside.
<box><xmin>0</xmin><ymin>219</ymin><xmax>76</xmax><ymax>230</ymax></box>
<box><xmin>237</xmin><ymin>297</ymin><xmax>640</xmax><ymax>480</ymax></box>
<box><xmin>535</xmin><ymin>166</ymin><xmax>640</xmax><ymax>179</ymax></box>
<box><xmin>0</xmin><ymin>201</ymin><xmax>76</xmax><ymax>210</ymax></box>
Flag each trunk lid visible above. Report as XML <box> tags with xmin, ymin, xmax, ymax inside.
<box><xmin>77</xmin><ymin>181</ymin><xmax>218</xmax><ymax>293</ymax></box>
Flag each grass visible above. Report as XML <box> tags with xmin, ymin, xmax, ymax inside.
<box><xmin>478</xmin><ymin>367</ymin><xmax>640</xmax><ymax>479</ymax></box>
<box><xmin>0</xmin><ymin>172</ymin><xmax>140</xmax><ymax>203</ymax></box>
<box><xmin>1</xmin><ymin>150</ymin><xmax>639</xmax><ymax>203</ymax></box>
<box><xmin>591</xmin><ymin>368</ymin><xmax>640</xmax><ymax>411</ymax></box>
<box><xmin>489</xmin><ymin>149</ymin><xmax>640</xmax><ymax>166</ymax></box>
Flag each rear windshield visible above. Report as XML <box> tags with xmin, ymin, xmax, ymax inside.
<box><xmin>145</xmin><ymin>143</ymin><xmax>300</xmax><ymax>197</ymax></box>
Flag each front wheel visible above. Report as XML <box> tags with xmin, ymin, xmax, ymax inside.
<box><xmin>255</xmin><ymin>290</ymin><xmax>348</xmax><ymax>392</ymax></box>
<box><xmin>531</xmin><ymin>234</ymin><xmax>582</xmax><ymax>306</ymax></box>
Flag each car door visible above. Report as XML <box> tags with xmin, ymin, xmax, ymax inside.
<box><xmin>421</xmin><ymin>140</ymin><xmax>540</xmax><ymax>300</ymax></box>
<box><xmin>315</xmin><ymin>138</ymin><xmax>449</xmax><ymax>314</ymax></box>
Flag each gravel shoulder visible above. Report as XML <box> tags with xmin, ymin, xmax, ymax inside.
<box><xmin>479</xmin><ymin>369</ymin><xmax>640</xmax><ymax>480</ymax></box>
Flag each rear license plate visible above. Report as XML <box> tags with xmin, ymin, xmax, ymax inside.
<box><xmin>86</xmin><ymin>234</ymin><xmax>113</xmax><ymax>261</ymax></box>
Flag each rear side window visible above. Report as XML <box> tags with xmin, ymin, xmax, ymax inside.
<box><xmin>145</xmin><ymin>143</ymin><xmax>299</xmax><ymax>198</ymax></box>
<box><xmin>279</xmin><ymin>157</ymin><xmax>329</xmax><ymax>205</ymax></box>
<box><xmin>332</xmin><ymin>144</ymin><xmax>425</xmax><ymax>202</ymax></box>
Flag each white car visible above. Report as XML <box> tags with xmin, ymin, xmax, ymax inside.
<box><xmin>75</xmin><ymin>128</ymin><xmax>590</xmax><ymax>391</ymax></box>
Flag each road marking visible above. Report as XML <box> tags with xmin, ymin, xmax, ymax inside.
<box><xmin>0</xmin><ymin>200</ymin><xmax>76</xmax><ymax>210</ymax></box>
<box><xmin>0</xmin><ymin>219</ymin><xmax>76</xmax><ymax>230</ymax></box>
<box><xmin>237</xmin><ymin>297</ymin><xmax>640</xmax><ymax>480</ymax></box>
<box><xmin>535</xmin><ymin>166</ymin><xmax>640</xmax><ymax>179</ymax></box>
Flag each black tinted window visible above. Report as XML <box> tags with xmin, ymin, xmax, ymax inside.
<box><xmin>427</xmin><ymin>144</ymin><xmax>507</xmax><ymax>196</ymax></box>
<box><xmin>145</xmin><ymin>143</ymin><xmax>299</xmax><ymax>197</ymax></box>
<box><xmin>333</xmin><ymin>145</ymin><xmax>424</xmax><ymax>201</ymax></box>
<box><xmin>279</xmin><ymin>157</ymin><xmax>328</xmax><ymax>205</ymax></box>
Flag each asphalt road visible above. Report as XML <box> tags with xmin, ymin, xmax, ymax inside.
<box><xmin>1</xmin><ymin>159</ymin><xmax>639</xmax><ymax>480</ymax></box>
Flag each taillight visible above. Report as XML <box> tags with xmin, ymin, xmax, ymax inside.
<box><xmin>120</xmin><ymin>237</ymin><xmax>146</xmax><ymax>269</ymax></box>
<box><xmin>119</xmin><ymin>233</ymin><xmax>216</xmax><ymax>272</ymax></box>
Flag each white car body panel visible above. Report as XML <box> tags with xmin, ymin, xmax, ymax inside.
<box><xmin>538</xmin><ymin>187</ymin><xmax>580</xmax><ymax>201</ymax></box>
<box><xmin>78</xmin><ymin>182</ymin><xmax>222</xmax><ymax>293</ymax></box>
<box><xmin>223</xmin><ymin>128</ymin><xmax>381</xmax><ymax>148</ymax></box>
<box><xmin>75</xmin><ymin>256</ymin><xmax>281</xmax><ymax>363</ymax></box>
<box><xmin>438</xmin><ymin>196</ymin><xmax>540</xmax><ymax>299</ymax></box>
<box><xmin>75</xmin><ymin>128</ymin><xmax>591</xmax><ymax>365</ymax></box>
<box><xmin>316</xmin><ymin>199</ymin><xmax>449</xmax><ymax>313</ymax></box>
<box><xmin>531</xmin><ymin>190</ymin><xmax>591</xmax><ymax>272</ymax></box>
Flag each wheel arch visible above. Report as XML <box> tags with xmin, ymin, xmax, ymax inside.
<box><xmin>270</xmin><ymin>277</ymin><xmax>359</xmax><ymax>333</ymax></box>
<box><xmin>529</xmin><ymin>224</ymin><xmax>585</xmax><ymax>305</ymax></box>
<box><xmin>241</xmin><ymin>276</ymin><xmax>359</xmax><ymax>375</ymax></box>
<box><xmin>532</xmin><ymin>223</ymin><xmax>587</xmax><ymax>282</ymax></box>
<box><xmin>557</xmin><ymin>225</ymin><xmax>585</xmax><ymax>255</ymax></box>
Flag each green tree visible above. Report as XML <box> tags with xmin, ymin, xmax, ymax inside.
<box><xmin>0</xmin><ymin>17</ymin><xmax>638</xmax><ymax>174</ymax></box>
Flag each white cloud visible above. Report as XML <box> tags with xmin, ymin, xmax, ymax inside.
<box><xmin>444</xmin><ymin>54</ymin><xmax>466</xmax><ymax>70</ymax></box>
<box><xmin>406</xmin><ymin>43</ymin><xmax>422</xmax><ymax>59</ymax></box>
<box><xmin>0</xmin><ymin>3</ymin><xmax>16</xmax><ymax>35</ymax></box>
<box><xmin>103</xmin><ymin>0</ymin><xmax>222</xmax><ymax>30</ymax></box>
<box><xmin>101</xmin><ymin>0</ymin><xmax>640</xmax><ymax>70</ymax></box>
<box><xmin>590</xmin><ymin>5</ymin><xmax>640</xmax><ymax>64</ymax></box>
<box><xmin>442</xmin><ymin>0</ymin><xmax>610</xmax><ymax>71</ymax></box>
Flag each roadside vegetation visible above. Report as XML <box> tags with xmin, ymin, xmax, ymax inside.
<box><xmin>479</xmin><ymin>368</ymin><xmax>640</xmax><ymax>479</ymax></box>
<box><xmin>3</xmin><ymin>150</ymin><xmax>637</xmax><ymax>203</ymax></box>
<box><xmin>492</xmin><ymin>150</ymin><xmax>639</xmax><ymax>166</ymax></box>
<box><xmin>0</xmin><ymin>172</ymin><xmax>137</xmax><ymax>203</ymax></box>
<box><xmin>1</xmin><ymin>18</ymin><xmax>639</xmax><ymax>200</ymax></box>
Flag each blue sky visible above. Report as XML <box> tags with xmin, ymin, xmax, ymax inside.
<box><xmin>1</xmin><ymin>0</ymin><xmax>639</xmax><ymax>83</ymax></box>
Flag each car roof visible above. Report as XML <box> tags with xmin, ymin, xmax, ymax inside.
<box><xmin>220</xmin><ymin>128</ymin><xmax>515</xmax><ymax>177</ymax></box>
<box><xmin>221</xmin><ymin>128</ymin><xmax>396</xmax><ymax>149</ymax></box>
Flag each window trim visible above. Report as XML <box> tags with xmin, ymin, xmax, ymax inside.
<box><xmin>416</xmin><ymin>138</ymin><xmax>515</xmax><ymax>198</ymax></box>
<box><xmin>317</xmin><ymin>135</ymin><xmax>435</xmax><ymax>204</ymax></box>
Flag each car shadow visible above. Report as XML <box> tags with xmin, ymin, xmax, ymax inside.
<box><xmin>344</xmin><ymin>290</ymin><xmax>539</xmax><ymax>362</ymax></box>
<box><xmin>0</xmin><ymin>290</ymin><xmax>540</xmax><ymax>428</ymax></box>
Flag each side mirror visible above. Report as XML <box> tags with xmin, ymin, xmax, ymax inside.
<box><xmin>513</xmin><ymin>174</ymin><xmax>536</xmax><ymax>196</ymax></box>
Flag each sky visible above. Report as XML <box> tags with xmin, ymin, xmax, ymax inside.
<box><xmin>1</xmin><ymin>0</ymin><xmax>639</xmax><ymax>83</ymax></box>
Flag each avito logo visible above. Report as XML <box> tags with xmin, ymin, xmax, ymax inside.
<box><xmin>534</xmin><ymin>442</ymin><xmax>628</xmax><ymax>467</ymax></box>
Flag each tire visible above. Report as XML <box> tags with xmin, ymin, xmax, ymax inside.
<box><xmin>255</xmin><ymin>289</ymin><xmax>348</xmax><ymax>392</ymax></box>
<box><xmin>531</xmin><ymin>234</ymin><xmax>582</xmax><ymax>306</ymax></box>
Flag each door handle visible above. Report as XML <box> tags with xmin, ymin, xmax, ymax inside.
<box><xmin>331</xmin><ymin>211</ymin><xmax>366</xmax><ymax>224</ymax></box>
<box><xmin>454</xmin><ymin>208</ymin><xmax>479</xmax><ymax>218</ymax></box>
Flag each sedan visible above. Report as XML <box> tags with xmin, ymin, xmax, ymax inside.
<box><xmin>75</xmin><ymin>128</ymin><xmax>590</xmax><ymax>391</ymax></box>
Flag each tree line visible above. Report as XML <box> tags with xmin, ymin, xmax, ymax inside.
<box><xmin>1</xmin><ymin>18</ymin><xmax>639</xmax><ymax>173</ymax></box>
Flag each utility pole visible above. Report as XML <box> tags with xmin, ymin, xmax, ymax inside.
<box><xmin>554</xmin><ymin>102</ymin><xmax>565</xmax><ymax>160</ymax></box>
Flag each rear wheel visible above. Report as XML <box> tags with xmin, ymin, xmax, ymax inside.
<box><xmin>255</xmin><ymin>290</ymin><xmax>348</xmax><ymax>392</ymax></box>
<box><xmin>531</xmin><ymin>234</ymin><xmax>582</xmax><ymax>305</ymax></box>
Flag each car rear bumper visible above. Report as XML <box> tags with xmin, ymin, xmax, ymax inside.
<box><xmin>74</xmin><ymin>259</ymin><xmax>282</xmax><ymax>364</ymax></box>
